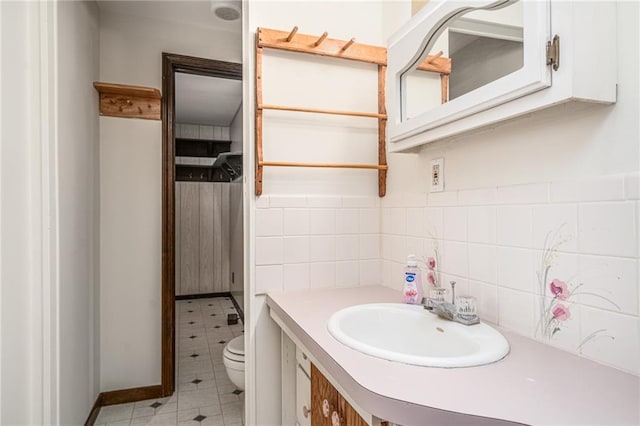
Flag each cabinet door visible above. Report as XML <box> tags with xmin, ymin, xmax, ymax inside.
<box><xmin>388</xmin><ymin>0</ymin><xmax>551</xmax><ymax>148</ymax></box>
<box><xmin>337</xmin><ymin>394</ymin><xmax>368</xmax><ymax>426</ymax></box>
<box><xmin>297</xmin><ymin>365</ymin><xmax>312</xmax><ymax>426</ymax></box>
<box><xmin>311</xmin><ymin>364</ymin><xmax>338</xmax><ymax>426</ymax></box>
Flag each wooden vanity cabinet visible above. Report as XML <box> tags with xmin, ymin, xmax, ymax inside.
<box><xmin>311</xmin><ymin>364</ymin><xmax>369</xmax><ymax>426</ymax></box>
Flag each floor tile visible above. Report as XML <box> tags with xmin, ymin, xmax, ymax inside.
<box><xmin>130</xmin><ymin>412</ymin><xmax>177</xmax><ymax>425</ymax></box>
<box><xmin>100</xmin><ymin>297</ymin><xmax>243</xmax><ymax>426</ymax></box>
<box><xmin>95</xmin><ymin>403</ymin><xmax>134</xmax><ymax>424</ymax></box>
<box><xmin>177</xmin><ymin>388</ymin><xmax>220</xmax><ymax>411</ymax></box>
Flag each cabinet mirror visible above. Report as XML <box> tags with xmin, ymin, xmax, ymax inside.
<box><xmin>388</xmin><ymin>0</ymin><xmax>551</xmax><ymax>143</ymax></box>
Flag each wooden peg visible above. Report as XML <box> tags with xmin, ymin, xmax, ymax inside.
<box><xmin>314</xmin><ymin>32</ymin><xmax>328</xmax><ymax>47</ymax></box>
<box><xmin>285</xmin><ymin>26</ymin><xmax>298</xmax><ymax>42</ymax></box>
<box><xmin>126</xmin><ymin>99</ymin><xmax>132</xmax><ymax>105</ymax></box>
<box><xmin>138</xmin><ymin>106</ymin><xmax>143</xmax><ymax>113</ymax></box>
<box><xmin>341</xmin><ymin>38</ymin><xmax>356</xmax><ymax>52</ymax></box>
<box><xmin>427</xmin><ymin>51</ymin><xmax>444</xmax><ymax>64</ymax></box>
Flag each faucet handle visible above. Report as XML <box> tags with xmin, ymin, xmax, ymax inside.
<box><xmin>450</xmin><ymin>280</ymin><xmax>456</xmax><ymax>304</ymax></box>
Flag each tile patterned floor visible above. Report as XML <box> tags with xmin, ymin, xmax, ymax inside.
<box><xmin>95</xmin><ymin>297</ymin><xmax>244</xmax><ymax>426</ymax></box>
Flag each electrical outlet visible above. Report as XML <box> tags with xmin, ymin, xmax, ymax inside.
<box><xmin>430</xmin><ymin>158</ymin><xmax>444</xmax><ymax>192</ymax></box>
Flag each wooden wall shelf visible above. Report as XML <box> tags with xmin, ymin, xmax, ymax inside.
<box><xmin>255</xmin><ymin>27</ymin><xmax>451</xmax><ymax>197</ymax></box>
<box><xmin>93</xmin><ymin>82</ymin><xmax>162</xmax><ymax>121</ymax></box>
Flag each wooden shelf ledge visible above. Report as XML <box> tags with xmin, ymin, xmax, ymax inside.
<box><xmin>259</xmin><ymin>104</ymin><xmax>386</xmax><ymax>119</ymax></box>
<box><xmin>93</xmin><ymin>82</ymin><xmax>161</xmax><ymax>121</ymax></box>
<box><xmin>260</xmin><ymin>161</ymin><xmax>388</xmax><ymax>170</ymax></box>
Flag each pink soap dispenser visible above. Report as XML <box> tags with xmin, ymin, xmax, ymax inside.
<box><xmin>402</xmin><ymin>254</ymin><xmax>423</xmax><ymax>304</ymax></box>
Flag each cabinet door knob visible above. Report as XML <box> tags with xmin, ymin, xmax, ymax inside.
<box><xmin>331</xmin><ymin>411</ymin><xmax>341</xmax><ymax>426</ymax></box>
<box><xmin>322</xmin><ymin>399</ymin><xmax>331</xmax><ymax>418</ymax></box>
<box><xmin>302</xmin><ymin>405</ymin><xmax>310</xmax><ymax>418</ymax></box>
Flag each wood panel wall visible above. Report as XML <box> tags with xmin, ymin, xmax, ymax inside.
<box><xmin>175</xmin><ymin>182</ymin><xmax>233</xmax><ymax>295</ymax></box>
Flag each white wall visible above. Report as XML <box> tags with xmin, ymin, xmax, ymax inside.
<box><xmin>0</xmin><ymin>3</ymin><xmax>46</xmax><ymax>422</ymax></box>
<box><xmin>1</xmin><ymin>1</ymin><xmax>100</xmax><ymax>423</ymax></box>
<box><xmin>99</xmin><ymin>6</ymin><xmax>241</xmax><ymax>391</ymax></box>
<box><xmin>382</xmin><ymin>1</ymin><xmax>640</xmax><ymax>375</ymax></box>
<box><xmin>230</xmin><ymin>105</ymin><xmax>243</xmax><ymax>153</ymax></box>
<box><xmin>57</xmin><ymin>1</ymin><xmax>101</xmax><ymax>421</ymax></box>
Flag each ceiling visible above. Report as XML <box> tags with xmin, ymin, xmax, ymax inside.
<box><xmin>97</xmin><ymin>0</ymin><xmax>241</xmax><ymax>33</ymax></box>
<box><xmin>175</xmin><ymin>73</ymin><xmax>242</xmax><ymax>126</ymax></box>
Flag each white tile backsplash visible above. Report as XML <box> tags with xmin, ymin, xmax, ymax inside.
<box><xmin>467</xmin><ymin>206</ymin><xmax>496</xmax><ymax>244</ymax></box>
<box><xmin>359</xmin><ymin>208</ymin><xmax>380</xmax><ymax>234</ymax></box>
<box><xmin>360</xmin><ymin>260</ymin><xmax>381</xmax><ymax>285</ymax></box>
<box><xmin>309</xmin><ymin>236</ymin><xmax>336</xmax><ymax>262</ymax></box>
<box><xmin>468</xmin><ymin>244</ymin><xmax>497</xmax><ymax>284</ymax></box>
<box><xmin>442</xmin><ymin>241</ymin><xmax>468</xmax><ymax>277</ymax></box>
<box><xmin>580</xmin><ymin>306</ymin><xmax>640</xmax><ymax>375</ymax></box>
<box><xmin>497</xmin><ymin>205</ymin><xmax>533</xmax><ymax>247</ymax></box>
<box><xmin>283</xmin><ymin>263</ymin><xmax>310</xmax><ymax>291</ymax></box>
<box><xmin>255</xmin><ymin>209</ymin><xmax>282</xmax><ymax>236</ymax></box>
<box><xmin>443</xmin><ymin>207</ymin><xmax>467</xmax><ymax>241</ymax></box>
<box><xmin>307</xmin><ymin>196</ymin><xmax>341</xmax><ymax>208</ymax></box>
<box><xmin>283</xmin><ymin>237</ymin><xmax>309</xmax><ymax>264</ymax></box>
<box><xmin>497</xmin><ymin>183</ymin><xmax>549</xmax><ymax>204</ymax></box>
<box><xmin>406</xmin><ymin>208</ymin><xmax>425</xmax><ymax>237</ymax></box>
<box><xmin>270</xmin><ymin>195</ymin><xmax>308</xmax><ymax>208</ymax></box>
<box><xmin>283</xmin><ymin>209</ymin><xmax>309</xmax><ymax>236</ymax></box>
<box><xmin>309</xmin><ymin>209</ymin><xmax>336</xmax><ymax>235</ymax></box>
<box><xmin>359</xmin><ymin>235</ymin><xmax>380</xmax><ymax>260</ymax></box>
<box><xmin>390</xmin><ymin>208</ymin><xmax>407</xmax><ymax>235</ymax></box>
<box><xmin>578</xmin><ymin>255</ymin><xmax>638</xmax><ymax>315</ymax></box>
<box><xmin>457</xmin><ymin>187</ymin><xmax>498</xmax><ymax>206</ymax></box>
<box><xmin>532</xmin><ymin>204</ymin><xmax>578</xmax><ymax>251</ymax></box>
<box><xmin>467</xmin><ymin>280</ymin><xmax>498</xmax><ymax>324</ymax></box>
<box><xmin>335</xmin><ymin>235</ymin><xmax>359</xmax><ymax>261</ymax></box>
<box><xmin>551</xmin><ymin>175</ymin><xmax>625</xmax><ymax>203</ymax></box>
<box><xmin>624</xmin><ymin>172</ymin><xmax>639</xmax><ymax>200</ymax></box>
<box><xmin>310</xmin><ymin>262</ymin><xmax>335</xmax><ymax>288</ymax></box>
<box><xmin>258</xmin><ymin>171</ymin><xmax>640</xmax><ymax>374</ymax></box>
<box><xmin>578</xmin><ymin>202</ymin><xmax>638</xmax><ymax>257</ymax></box>
<box><xmin>336</xmin><ymin>209</ymin><xmax>359</xmax><ymax>234</ymax></box>
<box><xmin>255</xmin><ymin>265</ymin><xmax>283</xmax><ymax>294</ymax></box>
<box><xmin>498</xmin><ymin>287</ymin><xmax>535</xmax><ymax>337</ymax></box>
<box><xmin>255</xmin><ymin>237</ymin><xmax>283</xmax><ymax>265</ymax></box>
<box><xmin>497</xmin><ymin>247</ymin><xmax>534</xmax><ymax>293</ymax></box>
<box><xmin>336</xmin><ymin>261</ymin><xmax>359</xmax><ymax>287</ymax></box>
<box><xmin>424</xmin><ymin>207</ymin><xmax>443</xmax><ymax>238</ymax></box>
<box><xmin>342</xmin><ymin>196</ymin><xmax>377</xmax><ymax>208</ymax></box>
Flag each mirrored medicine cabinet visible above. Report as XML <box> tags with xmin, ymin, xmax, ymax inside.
<box><xmin>387</xmin><ymin>0</ymin><xmax>617</xmax><ymax>152</ymax></box>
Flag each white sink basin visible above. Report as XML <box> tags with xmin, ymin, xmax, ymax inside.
<box><xmin>327</xmin><ymin>303</ymin><xmax>509</xmax><ymax>368</ymax></box>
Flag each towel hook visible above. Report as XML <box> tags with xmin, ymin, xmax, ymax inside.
<box><xmin>341</xmin><ymin>38</ymin><xmax>355</xmax><ymax>52</ymax></box>
<box><xmin>314</xmin><ymin>32</ymin><xmax>328</xmax><ymax>47</ymax></box>
<box><xmin>426</xmin><ymin>51</ymin><xmax>443</xmax><ymax>64</ymax></box>
<box><xmin>285</xmin><ymin>26</ymin><xmax>298</xmax><ymax>42</ymax></box>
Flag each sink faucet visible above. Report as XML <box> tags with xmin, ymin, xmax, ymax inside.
<box><xmin>421</xmin><ymin>281</ymin><xmax>480</xmax><ymax>325</ymax></box>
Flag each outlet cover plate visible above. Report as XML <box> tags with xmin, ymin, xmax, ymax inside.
<box><xmin>430</xmin><ymin>158</ymin><xmax>444</xmax><ymax>192</ymax></box>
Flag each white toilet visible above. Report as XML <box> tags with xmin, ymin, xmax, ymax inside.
<box><xmin>223</xmin><ymin>335</ymin><xmax>245</xmax><ymax>390</ymax></box>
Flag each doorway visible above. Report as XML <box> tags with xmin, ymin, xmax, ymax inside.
<box><xmin>161</xmin><ymin>53</ymin><xmax>242</xmax><ymax>397</ymax></box>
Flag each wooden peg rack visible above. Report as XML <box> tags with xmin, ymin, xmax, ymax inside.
<box><xmin>255</xmin><ymin>27</ymin><xmax>451</xmax><ymax>197</ymax></box>
<box><xmin>93</xmin><ymin>82</ymin><xmax>161</xmax><ymax>120</ymax></box>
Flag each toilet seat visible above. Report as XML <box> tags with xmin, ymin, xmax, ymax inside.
<box><xmin>223</xmin><ymin>335</ymin><xmax>246</xmax><ymax>391</ymax></box>
<box><xmin>223</xmin><ymin>336</ymin><xmax>245</xmax><ymax>364</ymax></box>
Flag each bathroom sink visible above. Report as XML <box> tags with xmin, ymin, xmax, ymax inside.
<box><xmin>327</xmin><ymin>303</ymin><xmax>509</xmax><ymax>368</ymax></box>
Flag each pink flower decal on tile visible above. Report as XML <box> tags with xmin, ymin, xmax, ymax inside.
<box><xmin>537</xmin><ymin>226</ymin><xmax>620</xmax><ymax>346</ymax></box>
<box><xmin>550</xmin><ymin>279</ymin><xmax>570</xmax><ymax>300</ymax></box>
<box><xmin>427</xmin><ymin>257</ymin><xmax>436</xmax><ymax>270</ymax></box>
<box><xmin>552</xmin><ymin>304</ymin><xmax>571</xmax><ymax>321</ymax></box>
<box><xmin>427</xmin><ymin>272</ymin><xmax>436</xmax><ymax>286</ymax></box>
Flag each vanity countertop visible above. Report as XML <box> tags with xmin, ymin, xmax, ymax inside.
<box><xmin>266</xmin><ymin>286</ymin><xmax>639</xmax><ymax>426</ymax></box>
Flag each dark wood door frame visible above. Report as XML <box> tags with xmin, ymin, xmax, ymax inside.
<box><xmin>161</xmin><ymin>53</ymin><xmax>242</xmax><ymax>396</ymax></box>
